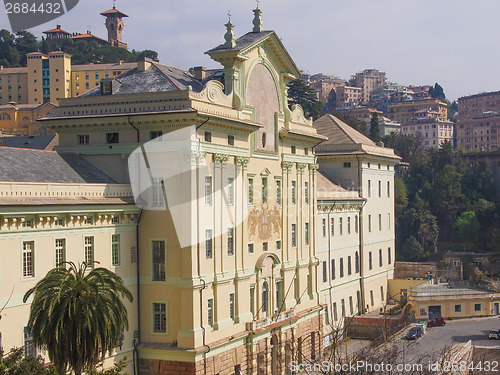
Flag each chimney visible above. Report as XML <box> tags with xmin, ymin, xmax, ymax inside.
<box><xmin>193</xmin><ymin>66</ymin><xmax>206</xmax><ymax>80</ymax></box>
<box><xmin>137</xmin><ymin>57</ymin><xmax>153</xmax><ymax>72</ymax></box>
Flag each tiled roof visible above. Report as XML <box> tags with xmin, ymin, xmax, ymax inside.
<box><xmin>316</xmin><ymin>172</ymin><xmax>361</xmax><ymax>200</ymax></box>
<box><xmin>100</xmin><ymin>8</ymin><xmax>128</xmax><ymax>17</ymax></box>
<box><xmin>71</xmin><ymin>62</ymin><xmax>136</xmax><ymax>72</ymax></box>
<box><xmin>71</xmin><ymin>34</ymin><xmax>109</xmax><ymax>43</ymax></box>
<box><xmin>43</xmin><ymin>27</ymin><xmax>71</xmax><ymax>34</ymax></box>
<box><xmin>206</xmin><ymin>31</ymin><xmax>274</xmax><ymax>53</ymax></box>
<box><xmin>0</xmin><ymin>67</ymin><xmax>27</xmax><ymax>74</ymax></box>
<box><xmin>0</xmin><ymin>135</ymin><xmax>57</xmax><ymax>150</ymax></box>
<box><xmin>78</xmin><ymin>62</ymin><xmax>204</xmax><ymax>97</ymax></box>
<box><xmin>0</xmin><ymin>148</ymin><xmax>116</xmax><ymax>183</ymax></box>
<box><xmin>314</xmin><ymin>114</ymin><xmax>376</xmax><ymax>147</ymax></box>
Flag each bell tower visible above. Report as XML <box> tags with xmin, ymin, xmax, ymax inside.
<box><xmin>100</xmin><ymin>3</ymin><xmax>128</xmax><ymax>49</ymax></box>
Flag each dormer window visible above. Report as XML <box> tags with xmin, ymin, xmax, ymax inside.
<box><xmin>100</xmin><ymin>80</ymin><xmax>112</xmax><ymax>95</ymax></box>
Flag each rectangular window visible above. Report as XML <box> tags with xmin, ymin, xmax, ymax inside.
<box><xmin>379</xmin><ymin>249</ymin><xmax>383</xmax><ymax>267</ymax></box>
<box><xmin>343</xmin><ymin>162</ymin><xmax>352</xmax><ymax>168</ymax></box>
<box><xmin>348</xmin><ymin>217</ymin><xmax>351</xmax><ymax>234</ymax></box>
<box><xmin>369</xmin><ymin>251</ymin><xmax>373</xmax><ymax>270</ymax></box>
<box><xmin>379</xmin><ymin>214</ymin><xmax>382</xmax><ymax>231</ymax></box>
<box><xmin>85</xmin><ymin>216</ymin><xmax>94</xmax><ymax>225</ymax></box>
<box><xmin>112</xmin><ymin>234</ymin><xmax>121</xmax><ymax>266</ymax></box>
<box><xmin>305</xmin><ymin>181</ymin><xmax>309</xmax><ymax>204</ymax></box>
<box><xmin>227</xmin><ymin>227</ymin><xmax>234</xmax><ymax>255</ymax></box>
<box><xmin>248</xmin><ymin>177</ymin><xmax>254</xmax><ymax>205</ymax></box>
<box><xmin>276</xmin><ymin>281</ymin><xmax>282</xmax><ymax>313</ymax></box>
<box><xmin>381</xmin><ymin>286</ymin><xmax>385</xmax><ymax>301</ymax></box>
<box><xmin>331</xmin><ymin>259</ymin><xmax>335</xmax><ymax>280</ymax></box>
<box><xmin>291</xmin><ymin>224</ymin><xmax>297</xmax><ymax>247</ymax></box>
<box><xmin>226</xmin><ymin>177</ymin><xmax>234</xmax><ymax>205</ymax></box>
<box><xmin>455</xmin><ymin>304</ymin><xmax>461</xmax><ymax>312</ymax></box>
<box><xmin>22</xmin><ymin>219</ymin><xmax>33</xmax><ymax>228</ymax></box>
<box><xmin>339</xmin><ymin>217</ymin><xmax>343</xmax><ymax>235</ymax></box>
<box><xmin>370</xmin><ymin>290</ymin><xmax>374</xmax><ymax>307</ymax></box>
<box><xmin>204</xmin><ymin>176</ymin><xmax>213</xmax><ymax>205</ymax></box>
<box><xmin>248</xmin><ymin>243</ymin><xmax>254</xmax><ymax>254</ymax></box>
<box><xmin>208</xmin><ymin>299</ymin><xmax>214</xmax><ymax>326</ymax></box>
<box><xmin>331</xmin><ymin>218</ymin><xmax>334</xmax><ymax>236</ymax></box>
<box><xmin>368</xmin><ymin>180</ymin><xmax>371</xmax><ymax>197</ymax></box>
<box><xmin>95</xmin><ymin>73</ymin><xmax>99</xmax><ymax>80</ymax></box>
<box><xmin>388</xmin><ymin>247</ymin><xmax>392</xmax><ymax>264</ymax></box>
<box><xmin>149</xmin><ymin>130</ymin><xmax>163</xmax><ymax>140</ymax></box>
<box><xmin>153</xmin><ymin>303</ymin><xmax>167</xmax><ymax>333</ymax></box>
<box><xmin>291</xmin><ymin>181</ymin><xmax>296</xmax><ymax>204</ymax></box>
<box><xmin>227</xmin><ymin>134</ymin><xmax>234</xmax><ymax>145</ymax></box>
<box><xmin>84</xmin><ymin>236</ymin><xmax>94</xmax><ymax>268</ymax></box>
<box><xmin>250</xmin><ymin>286</ymin><xmax>255</xmax><ymax>316</ymax></box>
<box><xmin>387</xmin><ymin>181</ymin><xmax>391</xmax><ymax>197</ymax></box>
<box><xmin>152</xmin><ymin>177</ymin><xmax>164</xmax><ymax>207</ymax></box>
<box><xmin>263</xmin><ymin>242</ymin><xmax>268</xmax><ymax>251</ymax></box>
<box><xmin>23</xmin><ymin>241</ymin><xmax>34</xmax><ymax>277</ymax></box>
<box><xmin>322</xmin><ymin>218</ymin><xmax>326</xmax><ymax>237</ymax></box>
<box><xmin>349</xmin><ymin>296</ymin><xmax>354</xmax><ymax>315</ymax></box>
<box><xmin>348</xmin><ymin>256</ymin><xmax>352</xmax><ymax>275</ymax></box>
<box><xmin>106</xmin><ymin>132</ymin><xmax>119</xmax><ymax>144</ymax></box>
<box><xmin>276</xmin><ymin>179</ymin><xmax>282</xmax><ymax>206</ymax></box>
<box><xmin>305</xmin><ymin>222</ymin><xmax>309</xmax><ymax>245</ymax></box>
<box><xmin>378</xmin><ymin>180</ymin><xmax>381</xmax><ymax>197</ymax></box>
<box><xmin>291</xmin><ymin>145</ymin><xmax>296</xmax><ymax>154</ymax></box>
<box><xmin>339</xmin><ymin>258</ymin><xmax>344</xmax><ymax>278</ymax></box>
<box><xmin>205</xmin><ymin>229</ymin><xmax>213</xmax><ymax>258</ymax></box>
<box><xmin>229</xmin><ymin>293</ymin><xmax>235</xmax><ymax>320</ymax></box>
<box><xmin>24</xmin><ymin>328</ymin><xmax>35</xmax><ymax>357</ymax></box>
<box><xmin>322</xmin><ymin>261</ymin><xmax>327</xmax><ymax>282</ymax></box>
<box><xmin>388</xmin><ymin>213</ymin><xmax>391</xmax><ymax>230</ymax></box>
<box><xmin>204</xmin><ymin>131</ymin><xmax>212</xmax><ymax>142</ymax></box>
<box><xmin>341</xmin><ymin>299</ymin><xmax>345</xmax><ymax>317</ymax></box>
<box><xmin>276</xmin><ymin>240</ymin><xmax>282</xmax><ymax>250</ymax></box>
<box><xmin>368</xmin><ymin>215</ymin><xmax>372</xmax><ymax>232</ymax></box>
<box><xmin>55</xmin><ymin>239</ymin><xmax>66</xmax><ymax>267</ymax></box>
<box><xmin>333</xmin><ymin>302</ymin><xmax>338</xmax><ymax>321</ymax></box>
<box><xmin>152</xmin><ymin>240</ymin><xmax>166</xmax><ymax>281</ymax></box>
<box><xmin>261</xmin><ymin>177</ymin><xmax>268</xmax><ymax>203</ymax></box>
<box><xmin>475</xmin><ymin>304</ymin><xmax>481</xmax><ymax>312</ymax></box>
<box><xmin>77</xmin><ymin>134</ymin><xmax>89</xmax><ymax>144</ymax></box>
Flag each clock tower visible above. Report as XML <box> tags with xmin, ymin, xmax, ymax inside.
<box><xmin>100</xmin><ymin>4</ymin><xmax>128</xmax><ymax>49</ymax></box>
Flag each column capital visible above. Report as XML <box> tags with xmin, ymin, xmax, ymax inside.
<box><xmin>281</xmin><ymin>161</ymin><xmax>294</xmax><ymax>173</ymax></box>
<box><xmin>308</xmin><ymin>163</ymin><xmax>319</xmax><ymax>174</ymax></box>
<box><xmin>296</xmin><ymin>162</ymin><xmax>307</xmax><ymax>174</ymax></box>
<box><xmin>213</xmin><ymin>153</ymin><xmax>230</xmax><ymax>166</ymax></box>
<box><xmin>235</xmin><ymin>156</ymin><xmax>250</xmax><ymax>170</ymax></box>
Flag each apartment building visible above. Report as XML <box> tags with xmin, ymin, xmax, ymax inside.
<box><xmin>349</xmin><ymin>69</ymin><xmax>387</xmax><ymax>104</ymax></box>
<box><xmin>457</xmin><ymin>91</ymin><xmax>500</xmax><ymax>151</ymax></box>
<box><xmin>386</xmin><ymin>98</ymin><xmax>448</xmax><ymax>126</ymax></box>
<box><xmin>309</xmin><ymin>73</ymin><xmax>345</xmax><ymax>102</ymax></box>
<box><xmin>334</xmin><ymin>85</ymin><xmax>363</xmax><ymax>109</ymax></box>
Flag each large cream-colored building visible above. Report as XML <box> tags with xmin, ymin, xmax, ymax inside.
<box><xmin>401</xmin><ymin>110</ymin><xmax>454</xmax><ymax>148</ymax></box>
<box><xmin>313</xmin><ymin>115</ymin><xmax>400</xmax><ymax>345</ymax></box>
<box><xmin>1</xmin><ymin>9</ymin><xmax>401</xmax><ymax>375</ymax></box>
<box><xmin>386</xmin><ymin>98</ymin><xmax>448</xmax><ymax>126</ymax></box>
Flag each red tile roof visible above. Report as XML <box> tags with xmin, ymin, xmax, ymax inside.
<box><xmin>100</xmin><ymin>8</ymin><xmax>128</xmax><ymax>17</ymax></box>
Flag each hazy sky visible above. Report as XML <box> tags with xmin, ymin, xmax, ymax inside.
<box><xmin>1</xmin><ymin>0</ymin><xmax>498</xmax><ymax>101</ymax></box>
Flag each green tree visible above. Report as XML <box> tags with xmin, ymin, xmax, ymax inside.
<box><xmin>369</xmin><ymin>112</ymin><xmax>381</xmax><ymax>142</ymax></box>
<box><xmin>401</xmin><ymin>235</ymin><xmax>426</xmax><ymax>261</ymax></box>
<box><xmin>429</xmin><ymin>82</ymin><xmax>445</xmax><ymax>102</ymax></box>
<box><xmin>287</xmin><ymin>79</ymin><xmax>324</xmax><ymax>120</ymax></box>
<box><xmin>23</xmin><ymin>262</ymin><xmax>133</xmax><ymax>375</ymax></box>
<box><xmin>324</xmin><ymin>88</ymin><xmax>336</xmax><ymax>113</ymax></box>
<box><xmin>0</xmin><ymin>347</ymin><xmax>56</xmax><ymax>375</ymax></box>
<box><xmin>456</xmin><ymin>211</ymin><xmax>480</xmax><ymax>243</ymax></box>
<box><xmin>394</xmin><ymin>178</ymin><xmax>408</xmax><ymax>216</ymax></box>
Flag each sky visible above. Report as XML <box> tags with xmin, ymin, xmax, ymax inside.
<box><xmin>1</xmin><ymin>0</ymin><xmax>499</xmax><ymax>101</ymax></box>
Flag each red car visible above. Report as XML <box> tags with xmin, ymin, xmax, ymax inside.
<box><xmin>427</xmin><ymin>317</ymin><xmax>446</xmax><ymax>327</ymax></box>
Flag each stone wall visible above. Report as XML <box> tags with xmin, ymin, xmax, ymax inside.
<box><xmin>138</xmin><ymin>314</ymin><xmax>323</xmax><ymax>375</ymax></box>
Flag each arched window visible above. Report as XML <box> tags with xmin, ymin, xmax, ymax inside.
<box><xmin>262</xmin><ymin>282</ymin><xmax>269</xmax><ymax>317</ymax></box>
<box><xmin>22</xmin><ymin>116</ymin><xmax>30</xmax><ymax>121</ymax></box>
<box><xmin>355</xmin><ymin>252</ymin><xmax>359</xmax><ymax>273</ymax></box>
<box><xmin>0</xmin><ymin>113</ymin><xmax>12</xmax><ymax>120</ymax></box>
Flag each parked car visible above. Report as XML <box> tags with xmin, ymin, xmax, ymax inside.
<box><xmin>427</xmin><ymin>317</ymin><xmax>446</xmax><ymax>327</ymax></box>
<box><xmin>489</xmin><ymin>329</ymin><xmax>500</xmax><ymax>339</ymax></box>
<box><xmin>406</xmin><ymin>327</ymin><xmax>423</xmax><ymax>340</ymax></box>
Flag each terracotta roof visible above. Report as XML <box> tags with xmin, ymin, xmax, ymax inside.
<box><xmin>43</xmin><ymin>26</ymin><xmax>71</xmax><ymax>34</ymax></box>
<box><xmin>71</xmin><ymin>34</ymin><xmax>109</xmax><ymax>43</ymax></box>
<box><xmin>314</xmin><ymin>114</ymin><xmax>376</xmax><ymax>146</ymax></box>
<box><xmin>100</xmin><ymin>8</ymin><xmax>128</xmax><ymax>17</ymax></box>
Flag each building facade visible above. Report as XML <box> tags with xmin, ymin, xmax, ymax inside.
<box><xmin>349</xmin><ymin>69</ymin><xmax>387</xmax><ymax>104</ymax></box>
<box><xmin>386</xmin><ymin>98</ymin><xmax>448</xmax><ymax>126</ymax></box>
<box><xmin>1</xmin><ymin>9</ymin><xmax>400</xmax><ymax>375</ymax></box>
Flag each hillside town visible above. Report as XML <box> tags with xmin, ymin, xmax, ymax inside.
<box><xmin>0</xmin><ymin>4</ymin><xmax>499</xmax><ymax>375</ymax></box>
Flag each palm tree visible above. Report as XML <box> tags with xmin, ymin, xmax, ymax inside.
<box><xmin>23</xmin><ymin>262</ymin><xmax>133</xmax><ymax>375</ymax></box>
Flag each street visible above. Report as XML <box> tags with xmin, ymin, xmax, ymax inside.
<box><xmin>392</xmin><ymin>316</ymin><xmax>500</xmax><ymax>364</ymax></box>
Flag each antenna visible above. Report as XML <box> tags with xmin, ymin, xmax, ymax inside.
<box><xmin>227</xmin><ymin>10</ymin><xmax>231</xmax><ymax>21</ymax></box>
<box><xmin>256</xmin><ymin>0</ymin><xmax>260</xmax><ymax>9</ymax></box>
<box><xmin>113</xmin><ymin>0</ymin><xmax>116</xmax><ymax>9</ymax></box>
